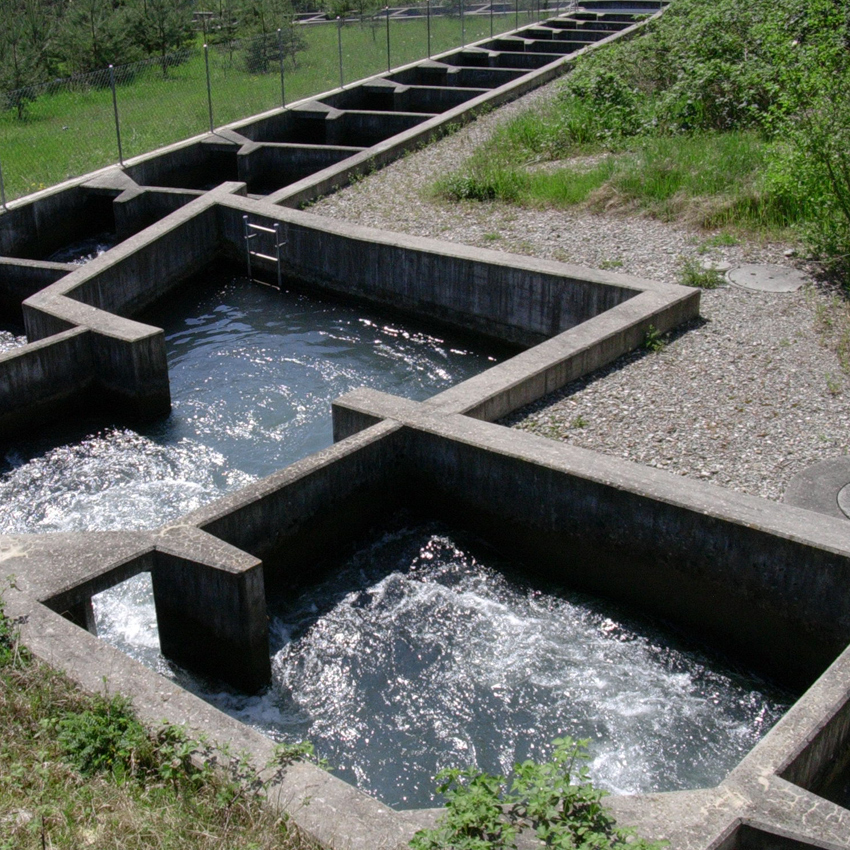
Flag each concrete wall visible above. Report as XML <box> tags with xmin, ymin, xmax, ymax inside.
<box><xmin>332</xmin><ymin>390</ymin><xmax>850</xmax><ymax>692</ymax></box>
<box><xmin>187</xmin><ymin>420</ymin><xmax>408</xmax><ymax>592</ymax></box>
<box><xmin>0</xmin><ymin>258</ymin><xmax>73</xmax><ymax>323</ymax></box>
<box><xmin>218</xmin><ymin>198</ymin><xmax>641</xmax><ymax>348</ymax></box>
<box><xmin>0</xmin><ymin>186</ymin><xmax>115</xmax><ymax>260</ymax></box>
<box><xmin>0</xmin><ymin>327</ymin><xmax>95</xmax><ymax>433</ymax></box>
<box><xmin>404</xmin><ymin>422</ymin><xmax>850</xmax><ymax>691</ymax></box>
<box><xmin>113</xmin><ymin>187</ymin><xmax>205</xmax><ymax>241</ymax></box>
<box><xmin>237</xmin><ymin>143</ymin><xmax>364</xmax><ymax>191</ymax></box>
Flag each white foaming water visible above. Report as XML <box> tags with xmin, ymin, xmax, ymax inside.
<box><xmin>0</xmin><ymin>271</ymin><xmax>499</xmax><ymax>534</ymax></box>
<box><xmin>0</xmin><ymin>329</ymin><xmax>26</xmax><ymax>354</ymax></box>
<box><xmin>46</xmin><ymin>233</ymin><xmax>116</xmax><ymax>265</ymax></box>
<box><xmin>184</xmin><ymin>525</ymin><xmax>790</xmax><ymax>809</ymax></box>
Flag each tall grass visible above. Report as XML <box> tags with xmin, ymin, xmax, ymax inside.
<box><xmin>437</xmin><ymin>115</ymin><xmax>808</xmax><ymax>236</ymax></box>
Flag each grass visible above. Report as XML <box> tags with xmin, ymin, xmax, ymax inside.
<box><xmin>812</xmin><ymin>291</ymin><xmax>850</xmax><ymax>374</ymax></box>
<box><xmin>677</xmin><ymin>256</ymin><xmax>725</xmax><ymax>289</ymax></box>
<box><xmin>0</xmin><ymin>596</ymin><xmax>315</xmax><ymax>850</ymax></box>
<box><xmin>0</xmin><ymin>12</ymin><xmax>512</xmax><ymax>202</ymax></box>
<box><xmin>437</xmin><ymin>124</ymin><xmax>807</xmax><ymax>238</ymax></box>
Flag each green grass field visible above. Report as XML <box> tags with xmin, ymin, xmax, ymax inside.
<box><xmin>0</xmin><ymin>11</ymin><xmax>530</xmax><ymax>202</ymax></box>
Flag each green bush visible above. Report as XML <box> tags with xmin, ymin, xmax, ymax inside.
<box><xmin>410</xmin><ymin>737</ymin><xmax>664</xmax><ymax>850</ymax></box>
<box><xmin>51</xmin><ymin>694</ymin><xmax>155</xmax><ymax>779</ymax></box>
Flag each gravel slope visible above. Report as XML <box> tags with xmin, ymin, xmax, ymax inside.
<box><xmin>311</xmin><ymin>79</ymin><xmax>850</xmax><ymax>503</ymax></box>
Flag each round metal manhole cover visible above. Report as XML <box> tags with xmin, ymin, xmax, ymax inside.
<box><xmin>727</xmin><ymin>264</ymin><xmax>807</xmax><ymax>293</ymax></box>
<box><xmin>837</xmin><ymin>483</ymin><xmax>850</xmax><ymax>519</ymax></box>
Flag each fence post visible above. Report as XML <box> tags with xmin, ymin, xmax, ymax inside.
<box><xmin>461</xmin><ymin>0</ymin><xmax>466</xmax><ymax>45</ymax></box>
<box><xmin>386</xmin><ymin>6</ymin><xmax>391</xmax><ymax>72</ymax></box>
<box><xmin>337</xmin><ymin>17</ymin><xmax>344</xmax><ymax>88</ymax></box>
<box><xmin>490</xmin><ymin>0</ymin><xmax>494</xmax><ymax>37</ymax></box>
<box><xmin>427</xmin><ymin>0</ymin><xmax>431</xmax><ymax>57</ymax></box>
<box><xmin>109</xmin><ymin>65</ymin><xmax>124</xmax><ymax>166</ymax></box>
<box><xmin>0</xmin><ymin>158</ymin><xmax>7</xmax><ymax>211</ymax></box>
<box><xmin>204</xmin><ymin>44</ymin><xmax>214</xmax><ymax>133</ymax></box>
<box><xmin>277</xmin><ymin>28</ymin><xmax>286</xmax><ymax>106</ymax></box>
<box><xmin>515</xmin><ymin>0</ymin><xmax>519</xmax><ymax>30</ymax></box>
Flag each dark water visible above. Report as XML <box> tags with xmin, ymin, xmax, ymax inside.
<box><xmin>0</xmin><ymin>269</ymin><xmax>501</xmax><ymax>532</ymax></box>
<box><xmin>46</xmin><ymin>233</ymin><xmax>117</xmax><ymax>264</ymax></box>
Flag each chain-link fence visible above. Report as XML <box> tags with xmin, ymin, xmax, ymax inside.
<box><xmin>0</xmin><ymin>2</ymin><xmax>574</xmax><ymax>206</ymax></box>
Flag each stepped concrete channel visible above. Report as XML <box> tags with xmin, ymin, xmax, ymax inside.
<box><xmin>1</xmin><ymin>3</ymin><xmax>849</xmax><ymax>847</ymax></box>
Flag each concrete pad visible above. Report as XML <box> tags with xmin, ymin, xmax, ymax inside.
<box><xmin>783</xmin><ymin>456</ymin><xmax>850</xmax><ymax>521</ymax></box>
<box><xmin>838</xmin><ymin>483</ymin><xmax>850</xmax><ymax>519</ymax></box>
<box><xmin>728</xmin><ymin>263</ymin><xmax>808</xmax><ymax>293</ymax></box>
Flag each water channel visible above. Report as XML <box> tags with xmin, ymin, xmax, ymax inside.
<box><xmin>0</xmin><ymin>265</ymin><xmax>792</xmax><ymax>809</ymax></box>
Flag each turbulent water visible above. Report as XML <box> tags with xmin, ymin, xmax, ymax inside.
<box><xmin>0</xmin><ymin>269</ymin><xmax>499</xmax><ymax>533</ymax></box>
<box><xmin>0</xmin><ymin>268</ymin><xmax>791</xmax><ymax>809</ymax></box>
<box><xmin>0</xmin><ymin>329</ymin><xmax>26</xmax><ymax>354</ymax></box>
<box><xmin>99</xmin><ymin>523</ymin><xmax>790</xmax><ymax>809</ymax></box>
<box><xmin>46</xmin><ymin>233</ymin><xmax>117</xmax><ymax>265</ymax></box>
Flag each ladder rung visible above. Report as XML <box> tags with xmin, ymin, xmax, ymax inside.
<box><xmin>249</xmin><ymin>251</ymin><xmax>278</xmax><ymax>263</ymax></box>
<box><xmin>248</xmin><ymin>223</ymin><xmax>279</xmax><ymax>235</ymax></box>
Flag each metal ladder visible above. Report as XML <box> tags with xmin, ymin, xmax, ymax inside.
<box><xmin>243</xmin><ymin>215</ymin><xmax>287</xmax><ymax>290</ymax></box>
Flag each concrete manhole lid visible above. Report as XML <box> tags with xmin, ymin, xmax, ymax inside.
<box><xmin>727</xmin><ymin>264</ymin><xmax>807</xmax><ymax>293</ymax></box>
<box><xmin>837</xmin><ymin>483</ymin><xmax>850</xmax><ymax>519</ymax></box>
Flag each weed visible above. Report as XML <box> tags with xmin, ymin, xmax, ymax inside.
<box><xmin>643</xmin><ymin>324</ymin><xmax>667</xmax><ymax>351</ymax></box>
<box><xmin>410</xmin><ymin>737</ymin><xmax>664</xmax><ymax>850</ymax></box>
<box><xmin>483</xmin><ymin>232</ymin><xmax>502</xmax><ymax>241</ymax></box>
<box><xmin>0</xmin><ymin>591</ymin><xmax>314</xmax><ymax>849</ymax></box>
<box><xmin>826</xmin><ymin>373</ymin><xmax>842</xmax><ymax>396</ymax></box>
<box><xmin>699</xmin><ymin>232</ymin><xmax>741</xmax><ymax>251</ymax></box>
<box><xmin>678</xmin><ymin>257</ymin><xmax>725</xmax><ymax>289</ymax></box>
<box><xmin>599</xmin><ymin>258</ymin><xmax>624</xmax><ymax>269</ymax></box>
<box><xmin>571</xmin><ymin>415</ymin><xmax>589</xmax><ymax>428</ymax></box>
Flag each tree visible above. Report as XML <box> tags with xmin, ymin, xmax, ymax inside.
<box><xmin>0</xmin><ymin>0</ymin><xmax>58</xmax><ymax>118</ymax></box>
<box><xmin>128</xmin><ymin>0</ymin><xmax>194</xmax><ymax>74</ymax></box>
<box><xmin>60</xmin><ymin>0</ymin><xmax>140</xmax><ymax>74</ymax></box>
<box><xmin>240</xmin><ymin>0</ymin><xmax>305</xmax><ymax>72</ymax></box>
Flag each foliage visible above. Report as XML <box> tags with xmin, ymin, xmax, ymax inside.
<box><xmin>410</xmin><ymin>737</ymin><xmax>665</xmax><ymax>850</ymax></box>
<box><xmin>50</xmin><ymin>694</ymin><xmax>155</xmax><ymax>779</ymax></box>
<box><xmin>678</xmin><ymin>257</ymin><xmax>724</xmax><ymax>289</ymax></box>
<box><xmin>435</xmin><ymin>0</ymin><xmax>850</xmax><ymax>277</ymax></box>
<box><xmin>759</xmin><ymin>0</ymin><xmax>850</xmax><ymax>275</ymax></box>
<box><xmin>0</xmin><ymin>591</ymin><xmax>315</xmax><ymax>849</ymax></box>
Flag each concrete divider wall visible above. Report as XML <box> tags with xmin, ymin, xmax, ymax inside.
<box><xmin>66</xmin><ymin>200</ymin><xmax>221</xmax><ymax>318</ymax></box>
<box><xmin>0</xmin><ymin>185</ymin><xmax>114</xmax><ymax>260</ymax></box>
<box><xmin>113</xmin><ymin>187</ymin><xmax>205</xmax><ymax>241</ymax></box>
<box><xmin>189</xmin><ymin>420</ymin><xmax>408</xmax><ymax>592</ymax></box>
<box><xmin>0</xmin><ymin>258</ymin><xmax>74</xmax><ymax>323</ymax></box>
<box><xmin>121</xmin><ymin>139</ymin><xmax>237</xmax><ymax>191</ymax></box>
<box><xmin>236</xmin><ymin>144</ymin><xmax>363</xmax><ymax>191</ymax></box>
<box><xmin>401</xmin><ymin>420</ymin><xmax>850</xmax><ymax>690</ymax></box>
<box><xmin>427</xmin><ymin>289</ymin><xmax>699</xmax><ymax>421</ymax></box>
<box><xmin>0</xmin><ymin>327</ymin><xmax>94</xmax><ymax>434</ymax></box>
<box><xmin>218</xmin><ymin>199</ymin><xmax>640</xmax><ymax>348</ymax></box>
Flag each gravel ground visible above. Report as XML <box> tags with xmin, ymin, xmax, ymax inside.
<box><xmin>310</xmin><ymin>78</ymin><xmax>850</xmax><ymax>503</ymax></box>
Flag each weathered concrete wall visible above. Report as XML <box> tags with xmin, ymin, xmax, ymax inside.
<box><xmin>0</xmin><ymin>258</ymin><xmax>73</xmax><ymax>323</ymax></box>
<box><xmin>123</xmin><ymin>139</ymin><xmax>240</xmax><ymax>191</ymax></box>
<box><xmin>388</xmin><ymin>63</ymin><xmax>524</xmax><ymax>88</ymax></box>
<box><xmin>0</xmin><ymin>185</ymin><xmax>115</xmax><ymax>260</ymax></box>
<box><xmin>333</xmin><ymin>390</ymin><xmax>850</xmax><ymax>691</ymax></box>
<box><xmin>152</xmin><ymin>526</ymin><xmax>271</xmax><ymax>692</ymax></box>
<box><xmin>113</xmin><ymin>186</ymin><xmax>205</xmax><ymax>241</ymax></box>
<box><xmin>187</xmin><ymin>420</ymin><xmax>407</xmax><ymax>592</ymax></box>
<box><xmin>218</xmin><ymin>197</ymin><xmax>642</xmax><ymax>348</ymax></box>
<box><xmin>0</xmin><ymin>327</ymin><xmax>94</xmax><ymax>434</ymax></box>
<box><xmin>426</xmin><ymin>289</ymin><xmax>699</xmax><ymax>421</ymax></box>
<box><xmin>236</xmin><ymin>143</ymin><xmax>364</xmax><ymax>191</ymax></box>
